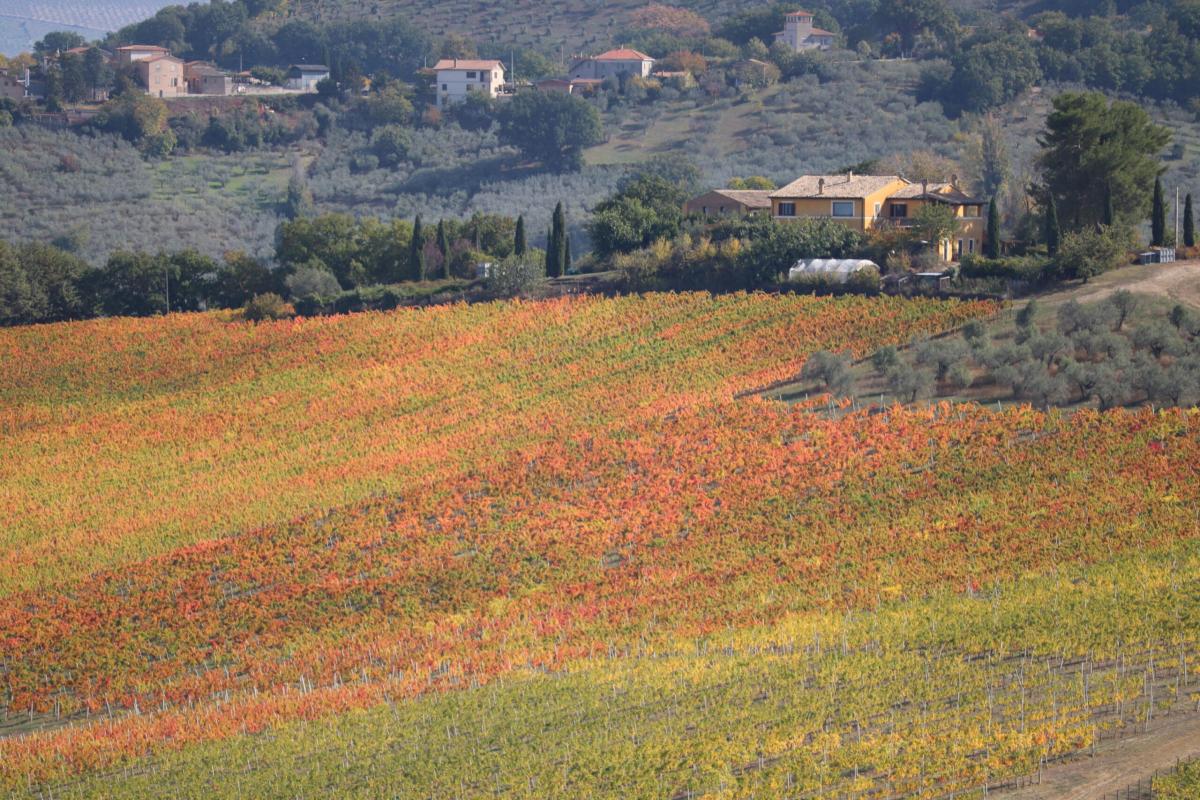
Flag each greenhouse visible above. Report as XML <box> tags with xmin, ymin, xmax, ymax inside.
<box><xmin>787</xmin><ymin>259</ymin><xmax>881</xmax><ymax>284</ymax></box>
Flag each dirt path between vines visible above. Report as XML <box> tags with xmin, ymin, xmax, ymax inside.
<box><xmin>997</xmin><ymin>710</ymin><xmax>1200</xmax><ymax>799</ymax></box>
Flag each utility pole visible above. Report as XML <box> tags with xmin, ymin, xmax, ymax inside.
<box><xmin>1176</xmin><ymin>186</ymin><xmax>1181</xmax><ymax>248</ymax></box>
<box><xmin>164</xmin><ymin>264</ymin><xmax>170</xmax><ymax>315</ymax></box>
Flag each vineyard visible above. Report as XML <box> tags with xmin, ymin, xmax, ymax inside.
<box><xmin>2</xmin><ymin>293</ymin><xmax>1200</xmax><ymax>797</ymax></box>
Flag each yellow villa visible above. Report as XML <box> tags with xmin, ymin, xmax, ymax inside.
<box><xmin>769</xmin><ymin>173</ymin><xmax>986</xmax><ymax>262</ymax></box>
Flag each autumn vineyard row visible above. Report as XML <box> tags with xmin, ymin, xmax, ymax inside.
<box><xmin>2</xmin><ymin>293</ymin><xmax>1198</xmax><ymax>797</ymax></box>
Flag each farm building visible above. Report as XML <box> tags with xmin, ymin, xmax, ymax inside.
<box><xmin>685</xmin><ymin>189</ymin><xmax>773</xmax><ymax>218</ymax></box>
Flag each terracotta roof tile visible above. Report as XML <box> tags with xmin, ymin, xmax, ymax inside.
<box><xmin>594</xmin><ymin>48</ymin><xmax>654</xmax><ymax>62</ymax></box>
<box><xmin>771</xmin><ymin>175</ymin><xmax>907</xmax><ymax>199</ymax></box>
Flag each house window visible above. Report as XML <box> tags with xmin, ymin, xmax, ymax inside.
<box><xmin>968</xmin><ymin>238</ymin><xmax>975</xmax><ymax>254</ymax></box>
<box><xmin>441</xmin><ymin>84</ymin><xmax>447</xmax><ymax>91</ymax></box>
<box><xmin>956</xmin><ymin>239</ymin><xmax>964</xmax><ymax>258</ymax></box>
<box><xmin>778</xmin><ymin>202</ymin><xmax>796</xmax><ymax>217</ymax></box>
<box><xmin>831</xmin><ymin>201</ymin><xmax>854</xmax><ymax>218</ymax></box>
<box><xmin>874</xmin><ymin>202</ymin><xmax>882</xmax><ymax>217</ymax></box>
<box><xmin>467</xmin><ymin>71</ymin><xmax>477</xmax><ymax>78</ymax></box>
<box><xmin>890</xmin><ymin>203</ymin><xmax>908</xmax><ymax>219</ymax></box>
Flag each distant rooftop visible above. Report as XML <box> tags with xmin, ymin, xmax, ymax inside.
<box><xmin>432</xmin><ymin>59</ymin><xmax>505</xmax><ymax>71</ymax></box>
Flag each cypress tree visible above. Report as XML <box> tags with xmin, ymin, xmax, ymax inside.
<box><xmin>1044</xmin><ymin>194</ymin><xmax>1060</xmax><ymax>257</ymax></box>
<box><xmin>1102</xmin><ymin>183</ymin><xmax>1115</xmax><ymax>227</ymax></box>
<box><xmin>547</xmin><ymin>225</ymin><xmax>559</xmax><ymax>278</ymax></box>
<box><xmin>1185</xmin><ymin>193</ymin><xmax>1195</xmax><ymax>248</ymax></box>
<box><xmin>984</xmin><ymin>198</ymin><xmax>1000</xmax><ymax>259</ymax></box>
<box><xmin>551</xmin><ymin>202</ymin><xmax>567</xmax><ymax>278</ymax></box>
<box><xmin>410</xmin><ymin>215</ymin><xmax>425</xmax><ymax>281</ymax></box>
<box><xmin>514</xmin><ymin>215</ymin><xmax>527</xmax><ymax>256</ymax></box>
<box><xmin>1151</xmin><ymin>177</ymin><xmax>1166</xmax><ymax>246</ymax></box>
<box><xmin>564</xmin><ymin>234</ymin><xmax>572</xmax><ymax>275</ymax></box>
<box><xmin>436</xmin><ymin>220</ymin><xmax>450</xmax><ymax>279</ymax></box>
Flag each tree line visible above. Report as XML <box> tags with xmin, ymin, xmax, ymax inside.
<box><xmin>0</xmin><ymin>206</ymin><xmax>577</xmax><ymax>326</ymax></box>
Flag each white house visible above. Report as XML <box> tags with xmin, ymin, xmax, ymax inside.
<box><xmin>773</xmin><ymin>10</ymin><xmax>835</xmax><ymax>52</ymax></box>
<box><xmin>568</xmin><ymin>48</ymin><xmax>655</xmax><ymax>81</ymax></box>
<box><xmin>432</xmin><ymin>58</ymin><xmax>507</xmax><ymax>108</ymax></box>
<box><xmin>286</xmin><ymin>64</ymin><xmax>331</xmax><ymax>91</ymax></box>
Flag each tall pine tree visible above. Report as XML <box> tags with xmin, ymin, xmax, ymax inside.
<box><xmin>984</xmin><ymin>198</ymin><xmax>1000</xmax><ymax>258</ymax></box>
<box><xmin>1151</xmin><ymin>177</ymin><xmax>1166</xmax><ymax>246</ymax></box>
<box><xmin>1044</xmin><ymin>194</ymin><xmax>1060</xmax><ymax>257</ymax></box>
<box><xmin>1184</xmin><ymin>193</ymin><xmax>1195</xmax><ymax>248</ymax></box>
<box><xmin>436</xmin><ymin>220</ymin><xmax>450</xmax><ymax>279</ymax></box>
<box><xmin>514</xmin><ymin>215</ymin><xmax>527</xmax><ymax>256</ymax></box>
<box><xmin>410</xmin><ymin>215</ymin><xmax>426</xmax><ymax>281</ymax></box>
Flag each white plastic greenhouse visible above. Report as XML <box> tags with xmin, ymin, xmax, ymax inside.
<box><xmin>787</xmin><ymin>259</ymin><xmax>880</xmax><ymax>284</ymax></box>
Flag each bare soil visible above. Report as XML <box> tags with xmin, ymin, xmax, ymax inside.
<box><xmin>998</xmin><ymin>710</ymin><xmax>1200</xmax><ymax>799</ymax></box>
<box><xmin>1035</xmin><ymin>259</ymin><xmax>1200</xmax><ymax>310</ymax></box>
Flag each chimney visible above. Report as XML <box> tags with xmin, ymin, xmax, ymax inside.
<box><xmin>818</xmin><ymin>178</ymin><xmax>825</xmax><ymax>195</ymax></box>
<box><xmin>847</xmin><ymin>170</ymin><xmax>854</xmax><ymax>183</ymax></box>
<box><xmin>950</xmin><ymin>173</ymin><xmax>959</xmax><ymax>189</ymax></box>
<box><xmin>922</xmin><ymin>180</ymin><xmax>928</xmax><ymax>196</ymax></box>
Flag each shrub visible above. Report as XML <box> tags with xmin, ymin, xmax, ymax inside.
<box><xmin>845</xmin><ymin>268</ymin><xmax>881</xmax><ymax>295</ymax></box>
<box><xmin>887</xmin><ymin>364</ymin><xmax>935</xmax><ymax>403</ymax></box>
<box><xmin>914</xmin><ymin>338</ymin><xmax>968</xmax><ymax>381</ymax></box>
<box><xmin>1015</xmin><ymin>299</ymin><xmax>1038</xmax><ymax>329</ymax></box>
<box><xmin>959</xmin><ymin>254</ymin><xmax>1050</xmax><ymax>282</ymax></box>
<box><xmin>1056</xmin><ymin>300</ymin><xmax>1115</xmax><ymax>337</ymax></box>
<box><xmin>1053</xmin><ymin>227</ymin><xmax>1128</xmax><ymax>282</ymax></box>
<box><xmin>799</xmin><ymin>350</ymin><xmax>854</xmax><ymax>397</ymax></box>
<box><xmin>1132</xmin><ymin>320</ymin><xmax>1187</xmax><ymax>358</ymax></box>
<box><xmin>285</xmin><ymin>264</ymin><xmax>342</xmax><ymax>301</ymax></box>
<box><xmin>485</xmin><ymin>253</ymin><xmax>545</xmax><ymax>296</ymax></box>
<box><xmin>871</xmin><ymin>345</ymin><xmax>899</xmax><ymax>375</ymax></box>
<box><xmin>242</xmin><ymin>293</ymin><xmax>295</xmax><ymax>322</ymax></box>
<box><xmin>946</xmin><ymin>362</ymin><xmax>974</xmax><ymax>391</ymax></box>
<box><xmin>961</xmin><ymin>319</ymin><xmax>987</xmax><ymax>346</ymax></box>
<box><xmin>1106</xmin><ymin>290</ymin><xmax>1138</xmax><ymax>331</ymax></box>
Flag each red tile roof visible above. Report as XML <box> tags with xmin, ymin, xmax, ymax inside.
<box><xmin>117</xmin><ymin>45</ymin><xmax>169</xmax><ymax>52</ymax></box>
<box><xmin>594</xmin><ymin>48</ymin><xmax>653</xmax><ymax>62</ymax></box>
<box><xmin>785</xmin><ymin>9</ymin><xmax>815</xmax><ymax>17</ymax></box>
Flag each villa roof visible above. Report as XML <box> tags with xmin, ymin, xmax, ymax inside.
<box><xmin>117</xmin><ymin>45</ymin><xmax>169</xmax><ymax>52</ymax></box>
<box><xmin>707</xmin><ymin>189</ymin><xmax>773</xmax><ymax>208</ymax></box>
<box><xmin>771</xmin><ymin>174</ymin><xmax>906</xmax><ymax>199</ymax></box>
<box><xmin>593</xmin><ymin>48</ymin><xmax>654</xmax><ymax>62</ymax></box>
<box><xmin>891</xmin><ymin>182</ymin><xmax>986</xmax><ymax>204</ymax></box>
<box><xmin>785</xmin><ymin>9</ymin><xmax>815</xmax><ymax>17</ymax></box>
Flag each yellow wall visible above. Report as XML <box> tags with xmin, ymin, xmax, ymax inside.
<box><xmin>771</xmin><ymin>179</ymin><xmax>908</xmax><ymax>231</ymax></box>
<box><xmin>771</xmin><ymin>181</ymin><xmax>986</xmax><ymax>261</ymax></box>
<box><xmin>880</xmin><ymin>197</ymin><xmax>985</xmax><ymax>262</ymax></box>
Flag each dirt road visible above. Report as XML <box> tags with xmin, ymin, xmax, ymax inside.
<box><xmin>1036</xmin><ymin>259</ymin><xmax>1200</xmax><ymax>309</ymax></box>
<box><xmin>998</xmin><ymin>711</ymin><xmax>1200</xmax><ymax>799</ymax></box>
